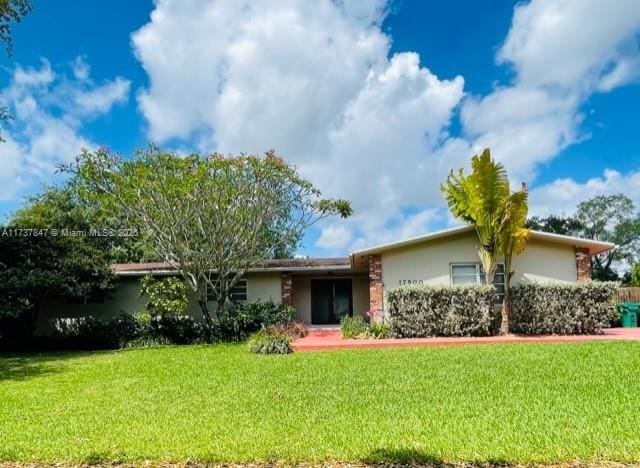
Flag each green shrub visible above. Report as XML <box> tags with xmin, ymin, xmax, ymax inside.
<box><xmin>248</xmin><ymin>328</ymin><xmax>292</xmax><ymax>354</ymax></box>
<box><xmin>341</xmin><ymin>315</ymin><xmax>369</xmax><ymax>338</ymax></box>
<box><xmin>139</xmin><ymin>275</ymin><xmax>189</xmax><ymax>316</ymax></box>
<box><xmin>148</xmin><ymin>315</ymin><xmax>210</xmax><ymax>344</ymax></box>
<box><xmin>386</xmin><ymin>285</ymin><xmax>497</xmax><ymax>337</ymax></box>
<box><xmin>510</xmin><ymin>282</ymin><xmax>619</xmax><ymax>335</ymax></box>
<box><xmin>368</xmin><ymin>321</ymin><xmax>390</xmax><ymax>339</ymax></box>
<box><xmin>212</xmin><ymin>301</ymin><xmax>296</xmax><ymax>342</ymax></box>
<box><xmin>51</xmin><ymin>313</ymin><xmax>142</xmax><ymax>350</ymax></box>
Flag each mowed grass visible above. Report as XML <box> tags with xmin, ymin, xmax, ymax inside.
<box><xmin>1</xmin><ymin>342</ymin><xmax>640</xmax><ymax>464</ymax></box>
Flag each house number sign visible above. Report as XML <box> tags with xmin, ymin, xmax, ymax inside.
<box><xmin>398</xmin><ymin>279</ymin><xmax>424</xmax><ymax>285</ymax></box>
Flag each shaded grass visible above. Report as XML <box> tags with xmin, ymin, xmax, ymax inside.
<box><xmin>1</xmin><ymin>341</ymin><xmax>640</xmax><ymax>464</ymax></box>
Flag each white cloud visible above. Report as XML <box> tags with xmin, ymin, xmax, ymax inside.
<box><xmin>316</xmin><ymin>224</ymin><xmax>352</xmax><ymax>250</ymax></box>
<box><xmin>458</xmin><ymin>0</ymin><xmax>640</xmax><ymax>189</ymax></box>
<box><xmin>132</xmin><ymin>0</ymin><xmax>640</xmax><ymax>254</ymax></box>
<box><xmin>530</xmin><ymin>169</ymin><xmax>640</xmax><ymax>218</ymax></box>
<box><xmin>132</xmin><ymin>0</ymin><xmax>464</xmax><ymax>250</ymax></box>
<box><xmin>0</xmin><ymin>58</ymin><xmax>130</xmax><ymax>203</ymax></box>
<box><xmin>498</xmin><ymin>0</ymin><xmax>640</xmax><ymax>90</ymax></box>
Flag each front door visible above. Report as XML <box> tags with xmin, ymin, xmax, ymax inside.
<box><xmin>311</xmin><ymin>279</ymin><xmax>353</xmax><ymax>325</ymax></box>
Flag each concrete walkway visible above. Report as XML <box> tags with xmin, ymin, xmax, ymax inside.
<box><xmin>292</xmin><ymin>327</ymin><xmax>640</xmax><ymax>352</ymax></box>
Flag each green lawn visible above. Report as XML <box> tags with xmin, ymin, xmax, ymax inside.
<box><xmin>1</xmin><ymin>342</ymin><xmax>640</xmax><ymax>465</ymax></box>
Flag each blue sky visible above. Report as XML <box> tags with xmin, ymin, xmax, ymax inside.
<box><xmin>1</xmin><ymin>0</ymin><xmax>639</xmax><ymax>256</ymax></box>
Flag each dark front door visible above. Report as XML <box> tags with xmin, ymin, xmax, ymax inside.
<box><xmin>311</xmin><ymin>279</ymin><xmax>353</xmax><ymax>325</ymax></box>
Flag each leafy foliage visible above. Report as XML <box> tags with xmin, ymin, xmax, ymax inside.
<box><xmin>441</xmin><ymin>148</ymin><xmax>511</xmax><ymax>283</ymax></box>
<box><xmin>0</xmin><ymin>0</ymin><xmax>30</xmax><ymax>55</ymax></box>
<box><xmin>340</xmin><ymin>315</ymin><xmax>369</xmax><ymax>338</ymax></box>
<box><xmin>66</xmin><ymin>146</ymin><xmax>352</xmax><ymax>317</ymax></box>
<box><xmin>50</xmin><ymin>313</ymin><xmax>141</xmax><ymax>350</ymax></box>
<box><xmin>139</xmin><ymin>275</ymin><xmax>190</xmax><ymax>317</ymax></box>
<box><xmin>574</xmin><ymin>195</ymin><xmax>640</xmax><ymax>281</ymax></box>
<box><xmin>247</xmin><ymin>328</ymin><xmax>292</xmax><ymax>355</ymax></box>
<box><xmin>510</xmin><ymin>282</ymin><xmax>619</xmax><ymax>335</ymax></box>
<box><xmin>386</xmin><ymin>285</ymin><xmax>497</xmax><ymax>337</ymax></box>
<box><xmin>0</xmin><ymin>226</ymin><xmax>114</xmax><ymax>347</ymax></box>
<box><xmin>211</xmin><ymin>301</ymin><xmax>296</xmax><ymax>342</ymax></box>
<box><xmin>148</xmin><ymin>315</ymin><xmax>210</xmax><ymax>345</ymax></box>
<box><xmin>630</xmin><ymin>263</ymin><xmax>640</xmax><ymax>287</ymax></box>
<box><xmin>526</xmin><ymin>215</ymin><xmax>583</xmax><ymax>236</ymax></box>
<box><xmin>11</xmin><ymin>182</ymin><xmax>152</xmax><ymax>263</ymax></box>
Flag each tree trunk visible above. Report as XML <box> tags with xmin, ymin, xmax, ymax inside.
<box><xmin>216</xmin><ymin>297</ymin><xmax>226</xmax><ymax>315</ymax></box>
<box><xmin>198</xmin><ymin>299</ymin><xmax>212</xmax><ymax>324</ymax></box>
<box><xmin>500</xmin><ymin>260</ymin><xmax>511</xmax><ymax>335</ymax></box>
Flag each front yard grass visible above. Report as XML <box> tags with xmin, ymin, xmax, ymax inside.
<box><xmin>1</xmin><ymin>341</ymin><xmax>640</xmax><ymax>465</ymax></box>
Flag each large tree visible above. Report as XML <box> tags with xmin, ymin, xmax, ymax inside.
<box><xmin>0</xmin><ymin>228</ymin><xmax>114</xmax><ymax>345</ymax></box>
<box><xmin>574</xmin><ymin>194</ymin><xmax>640</xmax><ymax>281</ymax></box>
<box><xmin>442</xmin><ymin>148</ymin><xmax>530</xmax><ymax>334</ymax></box>
<box><xmin>526</xmin><ymin>215</ymin><xmax>583</xmax><ymax>236</ymax></box>
<box><xmin>69</xmin><ymin>146</ymin><xmax>352</xmax><ymax>319</ymax></box>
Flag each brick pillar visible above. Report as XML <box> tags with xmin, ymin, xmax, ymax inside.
<box><xmin>281</xmin><ymin>272</ymin><xmax>293</xmax><ymax>306</ymax></box>
<box><xmin>575</xmin><ymin>247</ymin><xmax>592</xmax><ymax>281</ymax></box>
<box><xmin>369</xmin><ymin>254</ymin><xmax>383</xmax><ymax>318</ymax></box>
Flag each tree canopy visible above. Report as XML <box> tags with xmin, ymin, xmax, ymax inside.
<box><xmin>68</xmin><ymin>146</ymin><xmax>353</xmax><ymax>318</ymax></box>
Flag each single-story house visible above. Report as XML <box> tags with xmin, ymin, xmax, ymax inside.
<box><xmin>38</xmin><ymin>225</ymin><xmax>615</xmax><ymax>330</ymax></box>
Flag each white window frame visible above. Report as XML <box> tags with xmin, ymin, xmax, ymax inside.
<box><xmin>206</xmin><ymin>278</ymin><xmax>248</xmax><ymax>303</ymax></box>
<box><xmin>450</xmin><ymin>262</ymin><xmax>505</xmax><ymax>301</ymax></box>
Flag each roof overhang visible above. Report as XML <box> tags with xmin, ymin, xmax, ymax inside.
<box><xmin>349</xmin><ymin>224</ymin><xmax>615</xmax><ymax>268</ymax></box>
<box><xmin>111</xmin><ymin>259</ymin><xmax>356</xmax><ymax>277</ymax></box>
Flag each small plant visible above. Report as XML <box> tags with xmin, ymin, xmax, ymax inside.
<box><xmin>340</xmin><ymin>315</ymin><xmax>368</xmax><ymax>339</ymax></box>
<box><xmin>368</xmin><ymin>321</ymin><xmax>390</xmax><ymax>339</ymax></box>
<box><xmin>248</xmin><ymin>328</ymin><xmax>292</xmax><ymax>355</ymax></box>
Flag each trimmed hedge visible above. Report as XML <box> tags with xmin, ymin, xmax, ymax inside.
<box><xmin>386</xmin><ymin>285</ymin><xmax>497</xmax><ymax>337</ymax></box>
<box><xmin>510</xmin><ymin>282</ymin><xmax>619</xmax><ymax>335</ymax></box>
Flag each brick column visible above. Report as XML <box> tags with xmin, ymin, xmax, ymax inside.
<box><xmin>575</xmin><ymin>247</ymin><xmax>592</xmax><ymax>281</ymax></box>
<box><xmin>369</xmin><ymin>254</ymin><xmax>383</xmax><ymax>318</ymax></box>
<box><xmin>281</xmin><ymin>272</ymin><xmax>293</xmax><ymax>306</ymax></box>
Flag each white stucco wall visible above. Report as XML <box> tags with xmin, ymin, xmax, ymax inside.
<box><xmin>381</xmin><ymin>230</ymin><xmax>578</xmax><ymax>292</ymax></box>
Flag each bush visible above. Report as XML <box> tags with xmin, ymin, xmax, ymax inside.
<box><xmin>340</xmin><ymin>315</ymin><xmax>369</xmax><ymax>338</ymax></box>
<box><xmin>212</xmin><ymin>301</ymin><xmax>295</xmax><ymax>342</ymax></box>
<box><xmin>386</xmin><ymin>285</ymin><xmax>497</xmax><ymax>337</ymax></box>
<box><xmin>248</xmin><ymin>328</ymin><xmax>292</xmax><ymax>354</ymax></box>
<box><xmin>148</xmin><ymin>315</ymin><xmax>210</xmax><ymax>344</ymax></box>
<box><xmin>139</xmin><ymin>275</ymin><xmax>189</xmax><ymax>316</ymax></box>
<box><xmin>50</xmin><ymin>313</ymin><xmax>142</xmax><ymax>350</ymax></box>
<box><xmin>510</xmin><ymin>282</ymin><xmax>619</xmax><ymax>335</ymax></box>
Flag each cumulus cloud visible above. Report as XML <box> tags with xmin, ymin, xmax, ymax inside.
<box><xmin>530</xmin><ymin>169</ymin><xmax>640</xmax><ymax>218</ymax></box>
<box><xmin>132</xmin><ymin>0</ymin><xmax>464</xmax><ymax>251</ymax></box>
<box><xmin>0</xmin><ymin>58</ymin><xmax>130</xmax><ymax>203</ymax></box>
<box><xmin>132</xmin><ymin>0</ymin><xmax>640</xmax><ymax>254</ymax></box>
<box><xmin>459</xmin><ymin>0</ymin><xmax>640</xmax><ymax>182</ymax></box>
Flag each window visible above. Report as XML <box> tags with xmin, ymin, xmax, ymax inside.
<box><xmin>207</xmin><ymin>278</ymin><xmax>248</xmax><ymax>303</ymax></box>
<box><xmin>451</xmin><ymin>263</ymin><xmax>505</xmax><ymax>301</ymax></box>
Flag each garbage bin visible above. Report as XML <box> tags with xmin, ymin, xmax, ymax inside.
<box><xmin>620</xmin><ymin>303</ymin><xmax>639</xmax><ymax>328</ymax></box>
